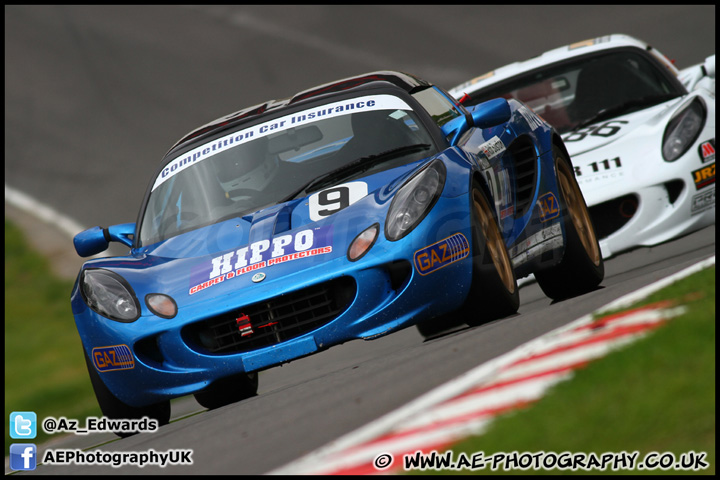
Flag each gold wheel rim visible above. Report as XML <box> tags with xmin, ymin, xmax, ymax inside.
<box><xmin>557</xmin><ymin>159</ymin><xmax>601</xmax><ymax>266</ymax></box>
<box><xmin>473</xmin><ymin>189</ymin><xmax>515</xmax><ymax>293</ymax></box>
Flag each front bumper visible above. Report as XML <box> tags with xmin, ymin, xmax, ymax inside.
<box><xmin>576</xmin><ymin>137</ymin><xmax>715</xmax><ymax>259</ymax></box>
<box><xmin>592</xmin><ymin>180</ymin><xmax>715</xmax><ymax>258</ymax></box>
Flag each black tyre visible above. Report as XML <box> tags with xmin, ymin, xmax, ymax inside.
<box><xmin>535</xmin><ymin>146</ymin><xmax>604</xmax><ymax>300</ymax></box>
<box><xmin>194</xmin><ymin>372</ymin><xmax>258</xmax><ymax>410</ymax></box>
<box><xmin>83</xmin><ymin>349</ymin><xmax>170</xmax><ymax>438</ymax></box>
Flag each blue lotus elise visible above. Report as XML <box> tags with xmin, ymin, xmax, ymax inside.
<box><xmin>71</xmin><ymin>71</ymin><xmax>603</xmax><ymax>431</ymax></box>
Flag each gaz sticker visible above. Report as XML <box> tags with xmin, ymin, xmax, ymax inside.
<box><xmin>538</xmin><ymin>192</ymin><xmax>560</xmax><ymax>222</ymax></box>
<box><xmin>414</xmin><ymin>233</ymin><xmax>470</xmax><ymax>276</ymax></box>
<box><xmin>92</xmin><ymin>345</ymin><xmax>134</xmax><ymax>372</ymax></box>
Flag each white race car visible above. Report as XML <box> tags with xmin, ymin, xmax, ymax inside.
<box><xmin>451</xmin><ymin>34</ymin><xmax>715</xmax><ymax>258</ymax></box>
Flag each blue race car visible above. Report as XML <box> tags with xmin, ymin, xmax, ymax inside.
<box><xmin>72</xmin><ymin>71</ymin><xmax>603</xmax><ymax>431</ymax></box>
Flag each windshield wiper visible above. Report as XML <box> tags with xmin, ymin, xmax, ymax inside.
<box><xmin>281</xmin><ymin>143</ymin><xmax>431</xmax><ymax>202</ymax></box>
<box><xmin>571</xmin><ymin>93</ymin><xmax>679</xmax><ymax>132</ymax></box>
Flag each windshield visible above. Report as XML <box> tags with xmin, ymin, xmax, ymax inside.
<box><xmin>464</xmin><ymin>50</ymin><xmax>684</xmax><ymax>134</ymax></box>
<box><xmin>139</xmin><ymin>93</ymin><xmax>437</xmax><ymax>246</ymax></box>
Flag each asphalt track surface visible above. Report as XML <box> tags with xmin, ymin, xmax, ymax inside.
<box><xmin>5</xmin><ymin>5</ymin><xmax>715</xmax><ymax>475</ymax></box>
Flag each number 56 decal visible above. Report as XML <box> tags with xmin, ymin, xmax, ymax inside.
<box><xmin>563</xmin><ymin>120</ymin><xmax>628</xmax><ymax>143</ymax></box>
<box><xmin>309</xmin><ymin>182</ymin><xmax>368</xmax><ymax>221</ymax></box>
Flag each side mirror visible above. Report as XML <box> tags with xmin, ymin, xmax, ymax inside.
<box><xmin>469</xmin><ymin>97</ymin><xmax>512</xmax><ymax>129</ymax></box>
<box><xmin>442</xmin><ymin>97</ymin><xmax>513</xmax><ymax>145</ymax></box>
<box><xmin>74</xmin><ymin>223</ymin><xmax>135</xmax><ymax>257</ymax></box>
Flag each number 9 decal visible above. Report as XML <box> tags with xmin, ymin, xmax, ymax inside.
<box><xmin>309</xmin><ymin>182</ymin><xmax>369</xmax><ymax>221</ymax></box>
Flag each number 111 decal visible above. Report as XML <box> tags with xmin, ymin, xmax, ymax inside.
<box><xmin>309</xmin><ymin>182</ymin><xmax>369</xmax><ymax>221</ymax></box>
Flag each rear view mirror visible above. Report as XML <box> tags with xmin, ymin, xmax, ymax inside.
<box><xmin>267</xmin><ymin>126</ymin><xmax>323</xmax><ymax>155</ymax></box>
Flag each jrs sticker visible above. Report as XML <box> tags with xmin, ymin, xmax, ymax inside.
<box><xmin>693</xmin><ymin>163</ymin><xmax>715</xmax><ymax>190</ymax></box>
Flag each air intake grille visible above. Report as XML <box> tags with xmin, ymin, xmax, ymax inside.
<box><xmin>511</xmin><ymin>138</ymin><xmax>537</xmax><ymax>218</ymax></box>
<box><xmin>183</xmin><ymin>277</ymin><xmax>356</xmax><ymax>355</ymax></box>
<box><xmin>588</xmin><ymin>194</ymin><xmax>638</xmax><ymax>240</ymax></box>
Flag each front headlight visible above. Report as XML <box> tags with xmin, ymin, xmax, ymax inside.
<box><xmin>662</xmin><ymin>99</ymin><xmax>706</xmax><ymax>162</ymax></box>
<box><xmin>385</xmin><ymin>160</ymin><xmax>446</xmax><ymax>241</ymax></box>
<box><xmin>81</xmin><ymin>269</ymin><xmax>140</xmax><ymax>322</ymax></box>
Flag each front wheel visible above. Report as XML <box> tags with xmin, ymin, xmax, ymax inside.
<box><xmin>415</xmin><ymin>182</ymin><xmax>518</xmax><ymax>338</ymax></box>
<box><xmin>464</xmin><ymin>182</ymin><xmax>520</xmax><ymax>324</ymax></box>
<box><xmin>535</xmin><ymin>146</ymin><xmax>604</xmax><ymax>300</ymax></box>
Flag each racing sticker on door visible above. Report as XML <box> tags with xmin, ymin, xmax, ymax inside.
<box><xmin>309</xmin><ymin>182</ymin><xmax>368</xmax><ymax>221</ymax></box>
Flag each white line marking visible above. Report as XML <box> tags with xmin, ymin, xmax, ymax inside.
<box><xmin>5</xmin><ymin>184</ymin><xmax>88</xmax><ymax>238</ymax></box>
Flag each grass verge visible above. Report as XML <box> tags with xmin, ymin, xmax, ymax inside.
<box><xmin>5</xmin><ymin>219</ymin><xmax>101</xmax><ymax>455</ymax></box>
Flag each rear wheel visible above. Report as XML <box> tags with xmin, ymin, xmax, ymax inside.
<box><xmin>83</xmin><ymin>349</ymin><xmax>170</xmax><ymax>437</ymax></box>
<box><xmin>194</xmin><ymin>372</ymin><xmax>259</xmax><ymax>410</ymax></box>
<box><xmin>535</xmin><ymin>146</ymin><xmax>604</xmax><ymax>300</ymax></box>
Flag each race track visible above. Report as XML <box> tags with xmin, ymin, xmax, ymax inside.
<box><xmin>5</xmin><ymin>5</ymin><xmax>715</xmax><ymax>474</ymax></box>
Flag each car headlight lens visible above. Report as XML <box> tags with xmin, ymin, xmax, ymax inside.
<box><xmin>662</xmin><ymin>99</ymin><xmax>705</xmax><ymax>162</ymax></box>
<box><xmin>386</xmin><ymin>160</ymin><xmax>446</xmax><ymax>241</ymax></box>
<box><xmin>81</xmin><ymin>269</ymin><xmax>140</xmax><ymax>322</ymax></box>
<box><xmin>146</xmin><ymin>293</ymin><xmax>178</xmax><ymax>319</ymax></box>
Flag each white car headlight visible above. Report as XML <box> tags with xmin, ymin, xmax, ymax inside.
<box><xmin>662</xmin><ymin>99</ymin><xmax>706</xmax><ymax>162</ymax></box>
<box><xmin>81</xmin><ymin>269</ymin><xmax>140</xmax><ymax>322</ymax></box>
<box><xmin>386</xmin><ymin>160</ymin><xmax>446</xmax><ymax>241</ymax></box>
